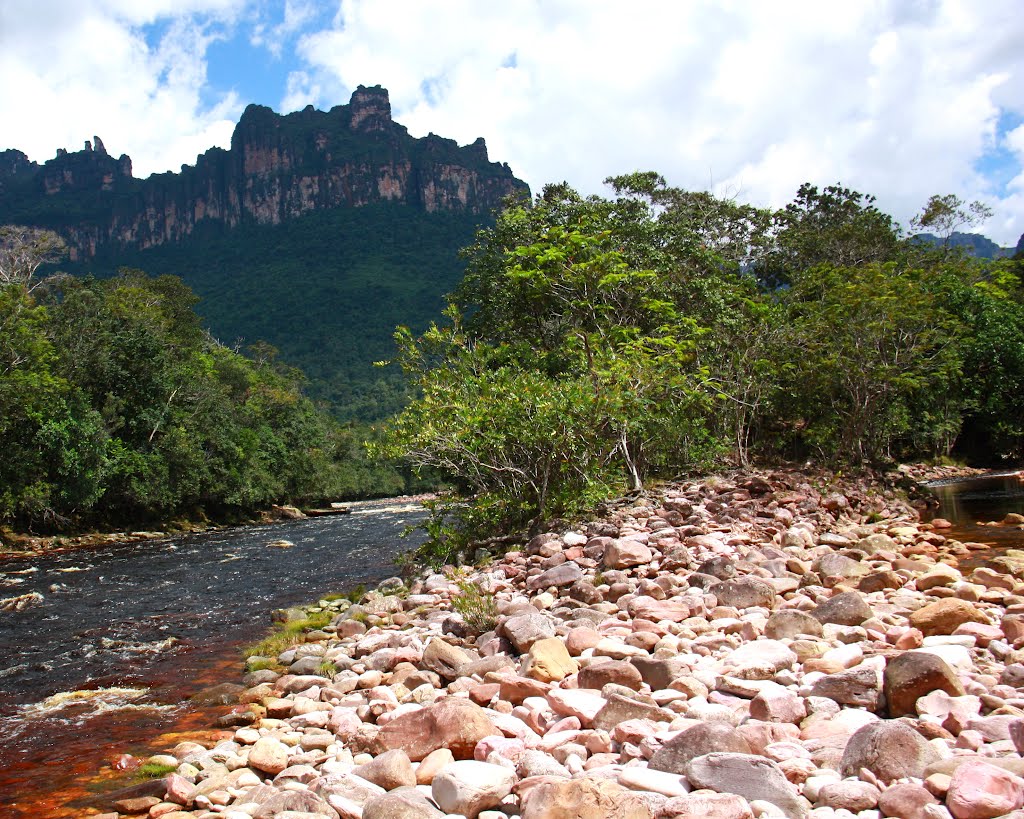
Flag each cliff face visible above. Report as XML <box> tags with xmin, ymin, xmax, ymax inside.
<box><xmin>0</xmin><ymin>86</ymin><xmax>529</xmax><ymax>260</ymax></box>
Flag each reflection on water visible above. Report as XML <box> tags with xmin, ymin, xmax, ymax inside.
<box><xmin>0</xmin><ymin>501</ymin><xmax>424</xmax><ymax>818</ymax></box>
<box><xmin>925</xmin><ymin>472</ymin><xmax>1024</xmax><ymax>555</ymax></box>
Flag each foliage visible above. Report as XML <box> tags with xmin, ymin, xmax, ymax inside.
<box><xmin>383</xmin><ymin>175</ymin><xmax>1024</xmax><ymax>561</ymax></box>
<box><xmin>451</xmin><ymin>577</ymin><xmax>499</xmax><ymax>634</ymax></box>
<box><xmin>0</xmin><ymin>251</ymin><xmax>387</xmax><ymax>530</ymax></box>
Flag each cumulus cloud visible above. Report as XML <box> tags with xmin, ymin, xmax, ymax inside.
<box><xmin>287</xmin><ymin>0</ymin><xmax>1024</xmax><ymax>244</ymax></box>
<box><xmin>0</xmin><ymin>0</ymin><xmax>246</xmax><ymax>177</ymax></box>
<box><xmin>1</xmin><ymin>0</ymin><xmax>1022</xmax><ymax>244</ymax></box>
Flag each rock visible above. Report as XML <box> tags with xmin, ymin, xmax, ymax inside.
<box><xmin>518</xmin><ymin>776</ymin><xmax>654</xmax><ymax>818</ymax></box>
<box><xmin>252</xmin><ymin>790</ymin><xmax>340</xmax><ymax>819</ymax></box>
<box><xmin>416</xmin><ymin>747</ymin><xmax>455</xmax><ymax>785</ymax></box>
<box><xmin>420</xmin><ymin>638</ymin><xmax>474</xmax><ymax>681</ymax></box>
<box><xmin>809</xmin><ymin>662</ymin><xmax>884</xmax><ymax>710</ymax></box>
<box><xmin>248</xmin><ymin>736</ymin><xmax>289</xmax><ymax>775</ymax></box>
<box><xmin>353</xmin><ymin>749</ymin><xmax>416</xmax><ymax>791</ymax></box>
<box><xmin>909</xmin><ymin>599</ymin><xmax>989</xmax><ymax>637</ymax></box>
<box><xmin>627</xmin><ymin>596</ymin><xmax>695</xmax><ymax>623</ymax></box>
<box><xmin>524</xmin><ymin>637</ymin><xmax>579</xmax><ymax>683</ymax></box>
<box><xmin>749</xmin><ymin>686</ymin><xmax>807</xmax><ymax>724</ymax></box>
<box><xmin>528</xmin><ymin>561</ymin><xmax>584</xmax><ymax>591</ymax></box>
<box><xmin>840</xmin><ymin>720</ymin><xmax>942</xmax><ymax>783</ymax></box>
<box><xmin>877</xmin><ymin>782</ymin><xmax>939</xmax><ymax>819</ymax></box>
<box><xmin>604</xmin><ymin>539</ymin><xmax>654</xmax><ymax>570</ymax></box>
<box><xmin>946</xmin><ymin>759</ymin><xmax>1024</xmax><ymax>819</ymax></box>
<box><xmin>686</xmin><ymin>753</ymin><xmax>807</xmax><ymax>819</ymax></box>
<box><xmin>710</xmin><ymin>578</ymin><xmax>777</xmax><ymax>610</ymax></box>
<box><xmin>578</xmin><ymin>659</ymin><xmax>643</xmax><ymax>691</ymax></box>
<box><xmin>814</xmin><ymin>780</ymin><xmax>880</xmax><ymax>811</ymax></box>
<box><xmin>630</xmin><ymin>656</ymin><xmax>689</xmax><ymax>690</ymax></box>
<box><xmin>721</xmin><ymin>639</ymin><xmax>797</xmax><ymax>680</ymax></box>
<box><xmin>374</xmin><ymin>698</ymin><xmax>498</xmax><ymax>761</ymax></box>
<box><xmin>362</xmin><ymin>787</ymin><xmax>446</xmax><ymax>819</ymax></box>
<box><xmin>811</xmin><ymin>590</ymin><xmax>872</xmax><ymax>626</ymax></box>
<box><xmin>617</xmin><ymin>766</ymin><xmax>689</xmax><ymax>798</ymax></box>
<box><xmin>764</xmin><ymin>610</ymin><xmax>824</xmax><ymax>639</ymax></box>
<box><xmin>501</xmin><ymin>613</ymin><xmax>556</xmax><ymax>653</ymax></box>
<box><xmin>859</xmin><ymin>570</ymin><xmax>905</xmax><ymax>593</ymax></box>
<box><xmin>650</xmin><ymin>723</ymin><xmax>752</xmax><ymax>775</ymax></box>
<box><xmin>431</xmin><ymin>760</ymin><xmax>516</xmax><ymax>818</ymax></box>
<box><xmin>547</xmin><ymin>688</ymin><xmax>606</xmax><ymax>724</ymax></box>
<box><xmin>884</xmin><ymin>651</ymin><xmax>965</xmax><ymax>717</ymax></box>
<box><xmin>658</xmin><ymin>792</ymin><xmax>754</xmax><ymax>819</ymax></box>
<box><xmin>592</xmin><ymin>691</ymin><xmax>673</xmax><ymax>731</ymax></box>
<box><xmin>190</xmin><ymin>682</ymin><xmax>244</xmax><ymax>706</ymax></box>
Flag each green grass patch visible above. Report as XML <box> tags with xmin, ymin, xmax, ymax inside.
<box><xmin>134</xmin><ymin>762</ymin><xmax>178</xmax><ymax>780</ymax></box>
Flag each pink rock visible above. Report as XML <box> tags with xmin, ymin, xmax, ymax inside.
<box><xmin>474</xmin><ymin>736</ymin><xmax>526</xmax><ymax>764</ymax></box>
<box><xmin>953</xmin><ymin>621</ymin><xmax>1004</xmax><ymax>647</ymax></box>
<box><xmin>658</xmin><ymin>791</ymin><xmax>753</xmax><ymax>819</ymax></box>
<box><xmin>749</xmin><ymin>687</ymin><xmax>807</xmax><ymax>724</ymax></box>
<box><xmin>604</xmin><ymin>539</ymin><xmax>654</xmax><ymax>570</ymax></box>
<box><xmin>946</xmin><ymin>759</ymin><xmax>1024</xmax><ymax>819</ymax></box>
<box><xmin>546</xmin><ymin>688</ymin><xmax>606</xmax><ymax>724</ymax></box>
<box><xmin>374</xmin><ymin>698</ymin><xmax>499</xmax><ymax>761</ymax></box>
<box><xmin>566</xmin><ymin>627</ymin><xmax>602</xmax><ymax>656</ymax></box>
<box><xmin>626</xmin><ymin>596</ymin><xmax>694</xmax><ymax>623</ymax></box>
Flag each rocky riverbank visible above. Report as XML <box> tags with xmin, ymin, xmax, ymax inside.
<box><xmin>88</xmin><ymin>468</ymin><xmax>1024</xmax><ymax>819</ymax></box>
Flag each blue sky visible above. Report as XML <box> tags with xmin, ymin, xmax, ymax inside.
<box><xmin>2</xmin><ymin>0</ymin><xmax>1023</xmax><ymax>245</ymax></box>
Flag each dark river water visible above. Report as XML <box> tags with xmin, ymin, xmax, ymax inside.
<box><xmin>0</xmin><ymin>501</ymin><xmax>424</xmax><ymax>818</ymax></box>
<box><xmin>922</xmin><ymin>470</ymin><xmax>1024</xmax><ymax>555</ymax></box>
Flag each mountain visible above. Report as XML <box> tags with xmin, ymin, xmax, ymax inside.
<box><xmin>0</xmin><ymin>86</ymin><xmax>529</xmax><ymax>419</ymax></box>
<box><xmin>912</xmin><ymin>231</ymin><xmax>1017</xmax><ymax>259</ymax></box>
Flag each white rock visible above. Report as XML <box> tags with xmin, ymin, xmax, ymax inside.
<box><xmin>431</xmin><ymin>760</ymin><xmax>516</xmax><ymax>819</ymax></box>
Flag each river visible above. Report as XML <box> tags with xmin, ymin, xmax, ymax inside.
<box><xmin>0</xmin><ymin>500</ymin><xmax>425</xmax><ymax>818</ymax></box>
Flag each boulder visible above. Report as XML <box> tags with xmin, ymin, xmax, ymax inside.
<box><xmin>352</xmin><ymin>749</ymin><xmax>416</xmax><ymax>791</ymax></box>
<box><xmin>686</xmin><ymin>753</ymin><xmax>807</xmax><ymax>819</ymax></box>
<box><xmin>362</xmin><ymin>787</ymin><xmax>446</xmax><ymax>819</ymax></box>
<box><xmin>884</xmin><ymin>651</ymin><xmax>965</xmax><ymax>718</ymax></box>
<box><xmin>626</xmin><ymin>596</ymin><xmax>694</xmax><ymax>623</ymax></box>
<box><xmin>524</xmin><ymin>638</ymin><xmax>579</xmax><ymax>683</ymax></box>
<box><xmin>657</xmin><ymin>792</ymin><xmax>754</xmax><ymax>819</ymax></box>
<box><xmin>721</xmin><ymin>639</ymin><xmax>797</xmax><ymax>680</ymax></box>
<box><xmin>710</xmin><ymin>578</ymin><xmax>777</xmax><ymax>610</ymax></box>
<box><xmin>811</xmin><ymin>590</ymin><xmax>872</xmax><ymax>626</ymax></box>
<box><xmin>650</xmin><ymin>722</ymin><xmax>752</xmax><ymax>775</ymax></box>
<box><xmin>420</xmin><ymin>638</ymin><xmax>474</xmax><ymax>681</ymax></box>
<box><xmin>432</xmin><ymin>760</ymin><xmax>516</xmax><ymax>819</ymax></box>
<box><xmin>946</xmin><ymin>759</ymin><xmax>1024</xmax><ymax>819</ymax></box>
<box><xmin>809</xmin><ymin>662</ymin><xmax>884</xmax><ymax>710</ymax></box>
<box><xmin>501</xmin><ymin>613</ymin><xmax>556</xmax><ymax>653</ymax></box>
<box><xmin>877</xmin><ymin>782</ymin><xmax>939</xmax><ymax>819</ymax></box>
<box><xmin>528</xmin><ymin>561</ymin><xmax>584</xmax><ymax>591</ymax></box>
<box><xmin>909</xmin><ymin>599</ymin><xmax>989</xmax><ymax>637</ymax></box>
<box><xmin>764</xmin><ymin>610</ymin><xmax>823</xmax><ymax>639</ymax></box>
<box><xmin>252</xmin><ymin>791</ymin><xmax>339</xmax><ymax>819</ymax></box>
<box><xmin>248</xmin><ymin>737</ymin><xmax>289</xmax><ymax>775</ymax></box>
<box><xmin>840</xmin><ymin>720</ymin><xmax>942</xmax><ymax>783</ymax></box>
<box><xmin>374</xmin><ymin>698</ymin><xmax>498</xmax><ymax>761</ymax></box>
<box><xmin>604</xmin><ymin>539</ymin><xmax>654</xmax><ymax>570</ymax></box>
<box><xmin>578</xmin><ymin>659</ymin><xmax>643</xmax><ymax>691</ymax></box>
<box><xmin>518</xmin><ymin>776</ymin><xmax>654</xmax><ymax>819</ymax></box>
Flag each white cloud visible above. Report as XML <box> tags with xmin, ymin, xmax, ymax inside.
<box><xmin>286</xmin><ymin>0</ymin><xmax>1024</xmax><ymax>245</ymax></box>
<box><xmin>0</xmin><ymin>0</ymin><xmax>246</xmax><ymax>178</ymax></box>
<box><xmin>1</xmin><ymin>0</ymin><xmax>1022</xmax><ymax>245</ymax></box>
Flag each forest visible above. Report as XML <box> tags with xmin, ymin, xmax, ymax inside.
<box><xmin>2</xmin><ymin>177</ymin><xmax>1022</xmax><ymax>542</ymax></box>
<box><xmin>380</xmin><ymin>176</ymin><xmax>1024</xmax><ymax>560</ymax></box>
<box><xmin>0</xmin><ymin>226</ymin><xmax>405</xmax><ymax>531</ymax></box>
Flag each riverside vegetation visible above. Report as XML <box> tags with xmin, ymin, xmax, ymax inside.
<box><xmin>2</xmin><ymin>175</ymin><xmax>1022</xmax><ymax>544</ymax></box>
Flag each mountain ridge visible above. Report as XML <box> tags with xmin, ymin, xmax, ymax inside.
<box><xmin>0</xmin><ymin>85</ymin><xmax>528</xmax><ymax>260</ymax></box>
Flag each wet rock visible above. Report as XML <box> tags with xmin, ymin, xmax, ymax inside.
<box><xmin>840</xmin><ymin>719</ymin><xmax>942</xmax><ymax>783</ymax></box>
<box><xmin>884</xmin><ymin>651</ymin><xmax>965</xmax><ymax>717</ymax></box>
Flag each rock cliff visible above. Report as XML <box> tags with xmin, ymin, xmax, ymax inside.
<box><xmin>0</xmin><ymin>85</ymin><xmax>528</xmax><ymax>260</ymax></box>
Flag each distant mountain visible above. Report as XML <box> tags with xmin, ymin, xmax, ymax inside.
<box><xmin>912</xmin><ymin>230</ymin><xmax>1018</xmax><ymax>259</ymax></box>
<box><xmin>0</xmin><ymin>86</ymin><xmax>529</xmax><ymax>419</ymax></box>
